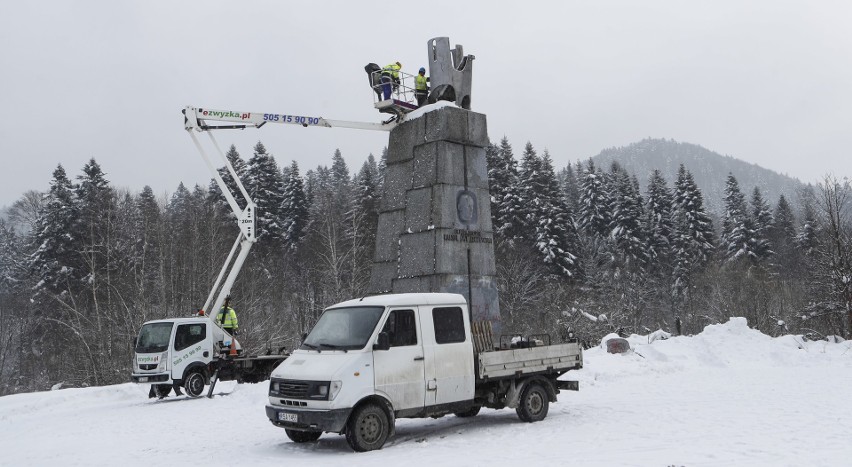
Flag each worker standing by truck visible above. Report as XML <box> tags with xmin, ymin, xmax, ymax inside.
<box><xmin>216</xmin><ymin>297</ymin><xmax>239</xmax><ymax>335</ymax></box>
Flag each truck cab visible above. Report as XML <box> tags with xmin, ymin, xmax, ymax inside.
<box><xmin>131</xmin><ymin>316</ymin><xmax>235</xmax><ymax>397</ymax></box>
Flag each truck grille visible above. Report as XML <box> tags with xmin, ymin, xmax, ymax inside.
<box><xmin>278</xmin><ymin>380</ymin><xmax>309</xmax><ymax>398</ymax></box>
<box><xmin>140</xmin><ymin>364</ymin><xmax>157</xmax><ymax>370</ymax></box>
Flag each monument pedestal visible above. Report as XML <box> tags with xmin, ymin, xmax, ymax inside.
<box><xmin>369</xmin><ymin>106</ymin><xmax>501</xmax><ymax>337</ymax></box>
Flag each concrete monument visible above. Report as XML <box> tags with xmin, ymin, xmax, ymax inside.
<box><xmin>369</xmin><ymin>37</ymin><xmax>501</xmax><ymax>338</ymax></box>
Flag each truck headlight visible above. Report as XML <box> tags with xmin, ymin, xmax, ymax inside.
<box><xmin>308</xmin><ymin>382</ymin><xmax>329</xmax><ymax>399</ymax></box>
<box><xmin>307</xmin><ymin>381</ymin><xmax>342</xmax><ymax>400</ymax></box>
<box><xmin>329</xmin><ymin>381</ymin><xmax>342</xmax><ymax>400</ymax></box>
<box><xmin>157</xmin><ymin>351</ymin><xmax>168</xmax><ymax>371</ymax></box>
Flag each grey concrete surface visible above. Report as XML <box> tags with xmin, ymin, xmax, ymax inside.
<box><xmin>369</xmin><ymin>105</ymin><xmax>501</xmax><ymax>337</ymax></box>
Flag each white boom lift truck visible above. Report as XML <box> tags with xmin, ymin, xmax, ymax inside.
<box><xmin>131</xmin><ymin>105</ymin><xmax>396</xmax><ymax>399</ymax></box>
<box><xmin>265</xmin><ymin>293</ymin><xmax>583</xmax><ymax>451</ymax></box>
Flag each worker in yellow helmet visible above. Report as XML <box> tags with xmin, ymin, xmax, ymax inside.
<box><xmin>380</xmin><ymin>61</ymin><xmax>401</xmax><ymax>100</ymax></box>
<box><xmin>415</xmin><ymin>67</ymin><xmax>430</xmax><ymax>107</ymax></box>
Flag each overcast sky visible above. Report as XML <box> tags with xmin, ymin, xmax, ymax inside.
<box><xmin>2</xmin><ymin>0</ymin><xmax>851</xmax><ymax>208</ymax></box>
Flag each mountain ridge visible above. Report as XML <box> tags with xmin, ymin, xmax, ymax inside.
<box><xmin>589</xmin><ymin>138</ymin><xmax>808</xmax><ymax>216</ymax></box>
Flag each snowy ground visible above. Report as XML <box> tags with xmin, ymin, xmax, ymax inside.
<box><xmin>2</xmin><ymin>318</ymin><xmax>851</xmax><ymax>467</ymax></box>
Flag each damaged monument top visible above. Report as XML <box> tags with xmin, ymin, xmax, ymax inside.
<box><xmin>427</xmin><ymin>37</ymin><xmax>475</xmax><ymax>110</ymax></box>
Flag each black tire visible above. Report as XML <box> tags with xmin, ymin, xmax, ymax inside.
<box><xmin>454</xmin><ymin>405</ymin><xmax>481</xmax><ymax>418</ymax></box>
<box><xmin>152</xmin><ymin>384</ymin><xmax>171</xmax><ymax>399</ymax></box>
<box><xmin>516</xmin><ymin>382</ymin><xmax>549</xmax><ymax>422</ymax></box>
<box><xmin>183</xmin><ymin>371</ymin><xmax>206</xmax><ymax>398</ymax></box>
<box><xmin>285</xmin><ymin>429</ymin><xmax>322</xmax><ymax>443</ymax></box>
<box><xmin>345</xmin><ymin>403</ymin><xmax>390</xmax><ymax>452</ymax></box>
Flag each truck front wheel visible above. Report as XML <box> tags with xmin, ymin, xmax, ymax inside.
<box><xmin>285</xmin><ymin>429</ymin><xmax>322</xmax><ymax>443</ymax></box>
<box><xmin>183</xmin><ymin>371</ymin><xmax>205</xmax><ymax>398</ymax></box>
<box><xmin>516</xmin><ymin>382</ymin><xmax>549</xmax><ymax>422</ymax></box>
<box><xmin>151</xmin><ymin>384</ymin><xmax>171</xmax><ymax>399</ymax></box>
<box><xmin>345</xmin><ymin>403</ymin><xmax>390</xmax><ymax>452</ymax></box>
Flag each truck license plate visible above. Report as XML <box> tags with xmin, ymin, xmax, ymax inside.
<box><xmin>138</xmin><ymin>377</ymin><xmax>148</xmax><ymax>382</ymax></box>
<box><xmin>279</xmin><ymin>412</ymin><xmax>297</xmax><ymax>423</ymax></box>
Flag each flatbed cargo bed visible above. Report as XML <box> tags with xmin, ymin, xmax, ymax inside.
<box><xmin>477</xmin><ymin>342</ymin><xmax>583</xmax><ymax>380</ymax></box>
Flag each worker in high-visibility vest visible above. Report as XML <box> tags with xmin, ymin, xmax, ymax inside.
<box><xmin>380</xmin><ymin>61</ymin><xmax>401</xmax><ymax>100</ymax></box>
<box><xmin>216</xmin><ymin>305</ymin><xmax>239</xmax><ymax>335</ymax></box>
<box><xmin>415</xmin><ymin>67</ymin><xmax>430</xmax><ymax>107</ymax></box>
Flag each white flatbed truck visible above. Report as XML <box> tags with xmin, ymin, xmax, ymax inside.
<box><xmin>265</xmin><ymin>293</ymin><xmax>582</xmax><ymax>451</ymax></box>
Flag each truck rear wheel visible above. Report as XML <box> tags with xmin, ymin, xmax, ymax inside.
<box><xmin>516</xmin><ymin>382</ymin><xmax>549</xmax><ymax>422</ymax></box>
<box><xmin>345</xmin><ymin>403</ymin><xmax>390</xmax><ymax>452</ymax></box>
<box><xmin>285</xmin><ymin>429</ymin><xmax>322</xmax><ymax>443</ymax></box>
<box><xmin>183</xmin><ymin>371</ymin><xmax>205</xmax><ymax>398</ymax></box>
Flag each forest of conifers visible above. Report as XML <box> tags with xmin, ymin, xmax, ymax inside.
<box><xmin>0</xmin><ymin>137</ymin><xmax>849</xmax><ymax>395</ymax></box>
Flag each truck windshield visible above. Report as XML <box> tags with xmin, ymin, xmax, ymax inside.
<box><xmin>302</xmin><ymin>306</ymin><xmax>384</xmax><ymax>351</ymax></box>
<box><xmin>135</xmin><ymin>322</ymin><xmax>174</xmax><ymax>353</ymax></box>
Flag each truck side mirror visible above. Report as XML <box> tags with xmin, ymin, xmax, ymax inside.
<box><xmin>301</xmin><ymin>332</ymin><xmax>308</xmax><ymax>343</ymax></box>
<box><xmin>373</xmin><ymin>332</ymin><xmax>390</xmax><ymax>351</ymax></box>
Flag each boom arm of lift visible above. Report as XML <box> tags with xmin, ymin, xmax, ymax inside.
<box><xmin>187</xmin><ymin>127</ymin><xmax>255</xmax><ymax>333</ymax></box>
<box><xmin>183</xmin><ymin>106</ymin><xmax>393</xmax><ymax>335</ymax></box>
<box><xmin>183</xmin><ymin>106</ymin><xmax>397</xmax><ymax>133</ymax></box>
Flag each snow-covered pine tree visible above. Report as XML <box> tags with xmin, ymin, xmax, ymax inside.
<box><xmin>517</xmin><ymin>142</ymin><xmax>543</xmax><ymax>243</ymax></box>
<box><xmin>245</xmin><ymin>141</ymin><xmax>285</xmax><ymax>246</ymax></box>
<box><xmin>353</xmin><ymin>155</ymin><xmax>380</xmax><ymax>231</ymax></box>
<box><xmin>795</xmin><ymin>199</ymin><xmax>819</xmax><ymax>256</ymax></box>
<box><xmin>351</xmin><ymin>155</ymin><xmax>381</xmax><ymax>259</ymax></box>
<box><xmin>280</xmin><ymin>160</ymin><xmax>309</xmax><ymax>249</ymax></box>
<box><xmin>557</xmin><ymin>163</ymin><xmax>581</xmax><ymax>213</ymax></box>
<box><xmin>671</xmin><ymin>164</ymin><xmax>715</xmax><ymax>297</ymax></box>
<box><xmin>485</xmin><ymin>141</ymin><xmax>505</xmax><ymax>234</ymax></box>
<box><xmin>609</xmin><ymin>167</ymin><xmax>648</xmax><ymax>270</ymax></box>
<box><xmin>578</xmin><ymin>159</ymin><xmax>612</xmax><ymax>239</ymax></box>
<box><xmin>645</xmin><ymin>169</ymin><xmax>675</xmax><ymax>272</ymax></box>
<box><xmin>164</xmin><ymin>182</ymin><xmax>194</xmax><ymax>310</ymax></box>
<box><xmin>75</xmin><ymin>159</ymin><xmax>118</xmax><ymax>296</ymax></box>
<box><xmin>534</xmin><ymin>150</ymin><xmax>581</xmax><ymax>277</ymax></box>
<box><xmin>132</xmin><ymin>186</ymin><xmax>162</xmax><ymax>303</ymax></box>
<box><xmin>0</xmin><ymin>220</ymin><xmax>22</xmax><ymax>293</ymax></box>
<box><xmin>768</xmin><ymin>194</ymin><xmax>798</xmax><ymax>276</ymax></box>
<box><xmin>750</xmin><ymin>186</ymin><xmax>774</xmax><ymax>262</ymax></box>
<box><xmin>771</xmin><ymin>194</ymin><xmax>796</xmax><ymax>251</ymax></box>
<box><xmin>719</xmin><ymin>173</ymin><xmax>753</xmax><ymax>263</ymax></box>
<box><xmin>28</xmin><ymin>165</ymin><xmax>80</xmax><ymax>297</ymax></box>
<box><xmin>488</xmin><ymin>138</ymin><xmax>523</xmax><ymax>244</ymax></box>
